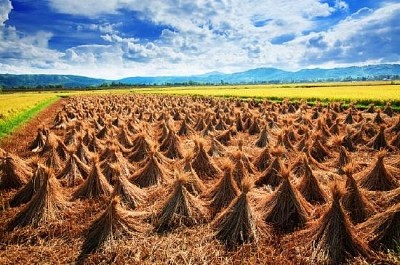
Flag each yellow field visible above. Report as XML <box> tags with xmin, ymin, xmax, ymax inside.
<box><xmin>0</xmin><ymin>89</ymin><xmax>134</xmax><ymax>120</ymax></box>
<box><xmin>134</xmin><ymin>83</ymin><xmax>400</xmax><ymax>104</ymax></box>
<box><xmin>0</xmin><ymin>93</ymin><xmax>58</xmax><ymax>121</ymax></box>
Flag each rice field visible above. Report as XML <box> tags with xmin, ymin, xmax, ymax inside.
<box><xmin>0</xmin><ymin>94</ymin><xmax>399</xmax><ymax>264</ymax></box>
<box><xmin>0</xmin><ymin>93</ymin><xmax>59</xmax><ymax>138</ymax></box>
<box><xmin>134</xmin><ymin>83</ymin><xmax>400</xmax><ymax>107</ymax></box>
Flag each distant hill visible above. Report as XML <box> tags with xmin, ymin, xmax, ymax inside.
<box><xmin>1</xmin><ymin>64</ymin><xmax>400</xmax><ymax>89</ymax></box>
<box><xmin>119</xmin><ymin>64</ymin><xmax>400</xmax><ymax>85</ymax></box>
<box><xmin>0</xmin><ymin>74</ymin><xmax>105</xmax><ymax>88</ymax></box>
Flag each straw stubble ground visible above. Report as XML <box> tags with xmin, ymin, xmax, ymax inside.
<box><xmin>0</xmin><ymin>94</ymin><xmax>399</xmax><ymax>264</ymax></box>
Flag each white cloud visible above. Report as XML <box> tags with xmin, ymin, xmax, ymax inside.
<box><xmin>334</xmin><ymin>0</ymin><xmax>349</xmax><ymax>11</ymax></box>
<box><xmin>1</xmin><ymin>0</ymin><xmax>399</xmax><ymax>78</ymax></box>
<box><xmin>38</xmin><ymin>0</ymin><xmax>353</xmax><ymax>77</ymax></box>
<box><xmin>0</xmin><ymin>0</ymin><xmax>12</xmax><ymax>25</ymax></box>
<box><xmin>0</xmin><ymin>1</ymin><xmax>65</xmax><ymax>74</ymax></box>
<box><xmin>292</xmin><ymin>3</ymin><xmax>400</xmax><ymax>67</ymax></box>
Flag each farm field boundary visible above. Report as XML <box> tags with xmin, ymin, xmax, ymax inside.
<box><xmin>0</xmin><ymin>97</ymin><xmax>59</xmax><ymax>139</ymax></box>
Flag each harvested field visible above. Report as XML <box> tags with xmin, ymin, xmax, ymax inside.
<box><xmin>0</xmin><ymin>94</ymin><xmax>399</xmax><ymax>264</ymax></box>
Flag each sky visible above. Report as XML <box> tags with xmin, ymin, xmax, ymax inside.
<box><xmin>0</xmin><ymin>0</ymin><xmax>399</xmax><ymax>79</ymax></box>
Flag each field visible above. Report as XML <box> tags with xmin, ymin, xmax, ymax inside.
<box><xmin>0</xmin><ymin>92</ymin><xmax>399</xmax><ymax>264</ymax></box>
<box><xmin>1</xmin><ymin>81</ymin><xmax>399</xmax><ymax>141</ymax></box>
<box><xmin>0</xmin><ymin>93</ymin><xmax>59</xmax><ymax>138</ymax></box>
<box><xmin>135</xmin><ymin>82</ymin><xmax>400</xmax><ymax>108</ymax></box>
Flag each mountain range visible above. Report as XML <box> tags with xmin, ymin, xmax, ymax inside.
<box><xmin>1</xmin><ymin>64</ymin><xmax>399</xmax><ymax>89</ymax></box>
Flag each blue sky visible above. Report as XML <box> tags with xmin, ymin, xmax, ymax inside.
<box><xmin>0</xmin><ymin>0</ymin><xmax>399</xmax><ymax>79</ymax></box>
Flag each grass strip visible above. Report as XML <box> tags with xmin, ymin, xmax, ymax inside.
<box><xmin>0</xmin><ymin>97</ymin><xmax>59</xmax><ymax>139</ymax></box>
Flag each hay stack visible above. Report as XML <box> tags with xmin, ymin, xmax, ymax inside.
<box><xmin>73</xmin><ymin>156</ymin><xmax>112</xmax><ymax>199</ymax></box>
<box><xmin>309</xmin><ymin>136</ymin><xmax>330</xmax><ymax>162</ymax></box>
<box><xmin>182</xmin><ymin>156</ymin><xmax>206</xmax><ymax>196</ymax></box>
<box><xmin>8</xmin><ymin>163</ymin><xmax>46</xmax><ymax>207</ymax></box>
<box><xmin>117</xmin><ymin>126</ymin><xmax>134</xmax><ymax>148</ymax></box>
<box><xmin>302</xmin><ymin>143</ymin><xmax>331</xmax><ymax>171</ymax></box>
<box><xmin>342</xmin><ymin>166</ymin><xmax>375</xmax><ymax>224</ymax></box>
<box><xmin>342</xmin><ymin>130</ymin><xmax>357</xmax><ymax>152</ymax></box>
<box><xmin>255</xmin><ymin>126</ymin><xmax>269</xmax><ymax>148</ymax></box>
<box><xmin>0</xmin><ymin>154</ymin><xmax>31</xmax><ymax>190</ymax></box>
<box><xmin>344</xmin><ymin>111</ymin><xmax>354</xmax><ymax>124</ymax></box>
<box><xmin>357</xmin><ymin>151</ymin><xmax>398</xmax><ymax>191</ymax></box>
<box><xmin>131</xmin><ymin>151</ymin><xmax>168</xmax><ymax>188</ymax></box>
<box><xmin>7</xmin><ymin>168</ymin><xmax>67</xmax><ymax>230</ymax></box>
<box><xmin>75</xmin><ymin>137</ymin><xmax>92</xmax><ymax>165</ymax></box>
<box><xmin>290</xmin><ymin>153</ymin><xmax>309</xmax><ymax>178</ymax></box>
<box><xmin>191</xmin><ymin>140</ymin><xmax>221</xmax><ymax>180</ymax></box>
<box><xmin>177</xmin><ymin>119</ymin><xmax>193</xmax><ymax>136</ymax></box>
<box><xmin>157</xmin><ymin>121</ymin><xmax>170</xmax><ymax>143</ymax></box>
<box><xmin>29</xmin><ymin>127</ymin><xmax>48</xmax><ymax>152</ymax></box>
<box><xmin>367</xmin><ymin>126</ymin><xmax>391</xmax><ymax>150</ymax></box>
<box><xmin>336</xmin><ymin>146</ymin><xmax>351</xmax><ymax>174</ymax></box>
<box><xmin>96</xmin><ymin>124</ymin><xmax>112</xmax><ymax>140</ymax></box>
<box><xmin>111</xmin><ymin>164</ymin><xmax>145</xmax><ymax>210</ymax></box>
<box><xmin>194</xmin><ymin>117</ymin><xmax>206</xmax><ymax>131</ymax></box>
<box><xmin>281</xmin><ymin>130</ymin><xmax>295</xmax><ymax>150</ymax></box>
<box><xmin>215</xmin><ymin>129</ymin><xmax>232</xmax><ymax>146</ymax></box>
<box><xmin>358</xmin><ymin>203</ymin><xmax>400</xmax><ymax>250</ymax></box>
<box><xmin>128</xmin><ymin>133</ymin><xmax>153</xmax><ymax>162</ymax></box>
<box><xmin>296</xmin><ymin>131</ymin><xmax>309</xmax><ymax>152</ymax></box>
<box><xmin>40</xmin><ymin>132</ymin><xmax>65</xmax><ymax>172</ymax></box>
<box><xmin>100</xmin><ymin>147</ymin><xmax>132</xmax><ymax>184</ymax></box>
<box><xmin>383</xmin><ymin>102</ymin><xmax>393</xmax><ymax>117</ymax></box>
<box><xmin>231</xmin><ymin>145</ymin><xmax>255</xmax><ymax>174</ymax></box>
<box><xmin>207</xmin><ymin>136</ymin><xmax>226</xmax><ymax>157</ymax></box>
<box><xmin>253</xmin><ymin>146</ymin><xmax>272</xmax><ymax>171</ymax></box>
<box><xmin>373</xmin><ymin>109</ymin><xmax>385</xmax><ymax>125</ymax></box>
<box><xmin>160</xmin><ymin>130</ymin><xmax>183</xmax><ymax>159</ymax></box>
<box><xmin>82</xmin><ymin>129</ymin><xmax>93</xmax><ymax>146</ymax></box>
<box><xmin>155</xmin><ymin>175</ymin><xmax>209</xmax><ymax>232</ymax></box>
<box><xmin>215</xmin><ymin>118</ymin><xmax>227</xmax><ymax>131</ymax></box>
<box><xmin>57</xmin><ymin>151</ymin><xmax>89</xmax><ymax>187</ymax></box>
<box><xmin>255</xmin><ymin>156</ymin><xmax>283</xmax><ymax>189</ymax></box>
<box><xmin>308</xmin><ymin>185</ymin><xmax>372</xmax><ymax>264</ymax></box>
<box><xmin>213</xmin><ymin>180</ymin><xmax>257</xmax><ymax>248</ymax></box>
<box><xmin>297</xmin><ymin>159</ymin><xmax>327</xmax><ymax>204</ymax></box>
<box><xmin>262</xmin><ymin>168</ymin><xmax>311</xmax><ymax>232</ymax></box>
<box><xmin>78</xmin><ymin>197</ymin><xmax>144</xmax><ymax>261</ymax></box>
<box><xmin>207</xmin><ymin>161</ymin><xmax>240</xmax><ymax>216</ymax></box>
<box><xmin>248</xmin><ymin>117</ymin><xmax>261</xmax><ymax>135</ymax></box>
<box><xmin>389</xmin><ymin>116</ymin><xmax>400</xmax><ymax>133</ymax></box>
<box><xmin>202</xmin><ymin>121</ymin><xmax>215</xmax><ymax>136</ymax></box>
<box><xmin>87</xmin><ymin>134</ymin><xmax>104</xmax><ymax>154</ymax></box>
<box><xmin>231</xmin><ymin>152</ymin><xmax>250</xmax><ymax>190</ymax></box>
<box><xmin>64</xmin><ymin>127</ymin><xmax>79</xmax><ymax>146</ymax></box>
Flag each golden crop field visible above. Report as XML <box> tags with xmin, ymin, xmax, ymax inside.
<box><xmin>134</xmin><ymin>83</ymin><xmax>400</xmax><ymax>104</ymax></box>
<box><xmin>0</xmin><ymin>93</ymin><xmax>59</xmax><ymax>138</ymax></box>
<box><xmin>0</xmin><ymin>93</ymin><xmax>58</xmax><ymax>121</ymax></box>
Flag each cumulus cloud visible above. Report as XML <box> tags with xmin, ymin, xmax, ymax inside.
<box><xmin>0</xmin><ymin>0</ymin><xmax>12</xmax><ymax>25</ymax></box>
<box><xmin>43</xmin><ymin>0</ymin><xmax>397</xmax><ymax>77</ymax></box>
<box><xmin>1</xmin><ymin>0</ymin><xmax>399</xmax><ymax>78</ymax></box>
<box><xmin>334</xmin><ymin>0</ymin><xmax>349</xmax><ymax>11</ymax></box>
<box><xmin>0</xmin><ymin>1</ymin><xmax>65</xmax><ymax>73</ymax></box>
<box><xmin>296</xmin><ymin>3</ymin><xmax>400</xmax><ymax>66</ymax></box>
